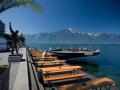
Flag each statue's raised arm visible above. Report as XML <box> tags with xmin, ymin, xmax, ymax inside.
<box><xmin>9</xmin><ymin>22</ymin><xmax>14</xmax><ymax>33</ymax></box>
<box><xmin>9</xmin><ymin>22</ymin><xmax>19</xmax><ymax>54</ymax></box>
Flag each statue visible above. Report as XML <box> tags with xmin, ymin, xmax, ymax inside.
<box><xmin>9</xmin><ymin>22</ymin><xmax>19</xmax><ymax>54</ymax></box>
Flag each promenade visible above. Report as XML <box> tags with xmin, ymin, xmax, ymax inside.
<box><xmin>0</xmin><ymin>47</ymin><xmax>44</xmax><ymax>90</ymax></box>
<box><xmin>9</xmin><ymin>47</ymin><xmax>29</xmax><ymax>90</ymax></box>
<box><xmin>0</xmin><ymin>52</ymin><xmax>10</xmax><ymax>65</ymax></box>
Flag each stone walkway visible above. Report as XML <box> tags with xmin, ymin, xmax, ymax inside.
<box><xmin>9</xmin><ymin>47</ymin><xmax>29</xmax><ymax>90</ymax></box>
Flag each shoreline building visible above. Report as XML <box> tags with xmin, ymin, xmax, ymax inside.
<box><xmin>0</xmin><ymin>20</ymin><xmax>7</xmax><ymax>51</ymax></box>
<box><xmin>0</xmin><ymin>20</ymin><xmax>5</xmax><ymax>36</ymax></box>
<box><xmin>0</xmin><ymin>36</ymin><xmax>7</xmax><ymax>51</ymax></box>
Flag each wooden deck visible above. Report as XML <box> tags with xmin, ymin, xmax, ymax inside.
<box><xmin>44</xmin><ymin>73</ymin><xmax>87</xmax><ymax>84</ymax></box>
<box><xmin>31</xmin><ymin>49</ymin><xmax>119</xmax><ymax>90</ymax></box>
<box><xmin>35</xmin><ymin>60</ymin><xmax>65</xmax><ymax>64</ymax></box>
<box><xmin>38</xmin><ymin>66</ymin><xmax>81</xmax><ymax>72</ymax></box>
<box><xmin>38</xmin><ymin>66</ymin><xmax>82</xmax><ymax>74</ymax></box>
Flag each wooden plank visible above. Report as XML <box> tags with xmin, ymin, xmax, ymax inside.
<box><xmin>43</xmin><ymin>69</ymin><xmax>78</xmax><ymax>74</ymax></box>
<box><xmin>35</xmin><ymin>60</ymin><xmax>65</xmax><ymax>64</ymax></box>
<box><xmin>36</xmin><ymin>63</ymin><xmax>63</xmax><ymax>66</ymax></box>
<box><xmin>86</xmin><ymin>78</ymin><xmax>115</xmax><ymax>86</ymax></box>
<box><xmin>38</xmin><ymin>66</ymin><xmax>82</xmax><ymax>72</ymax></box>
<box><xmin>44</xmin><ymin>73</ymin><xmax>87</xmax><ymax>82</ymax></box>
<box><xmin>37</xmin><ymin>57</ymin><xmax>57</xmax><ymax>59</ymax></box>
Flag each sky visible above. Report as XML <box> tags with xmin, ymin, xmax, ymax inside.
<box><xmin>0</xmin><ymin>0</ymin><xmax>120</xmax><ymax>34</ymax></box>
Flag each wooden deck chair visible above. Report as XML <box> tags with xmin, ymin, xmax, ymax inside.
<box><xmin>84</xmin><ymin>77</ymin><xmax>116</xmax><ymax>90</ymax></box>
<box><xmin>37</xmin><ymin>66</ymin><xmax>82</xmax><ymax>74</ymax></box>
<box><xmin>43</xmin><ymin>73</ymin><xmax>87</xmax><ymax>84</ymax></box>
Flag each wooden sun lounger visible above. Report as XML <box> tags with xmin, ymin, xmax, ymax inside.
<box><xmin>31</xmin><ymin>50</ymin><xmax>43</xmax><ymax>53</ymax></box>
<box><xmin>38</xmin><ymin>66</ymin><xmax>82</xmax><ymax>72</ymax></box>
<box><xmin>37</xmin><ymin>57</ymin><xmax>57</xmax><ymax>60</ymax></box>
<box><xmin>36</xmin><ymin>60</ymin><xmax>65</xmax><ymax>64</ymax></box>
<box><xmin>77</xmin><ymin>77</ymin><xmax>116</xmax><ymax>90</ymax></box>
<box><xmin>36</xmin><ymin>62</ymin><xmax>64</xmax><ymax>67</ymax></box>
<box><xmin>35</xmin><ymin>62</ymin><xmax>64</xmax><ymax>66</ymax></box>
<box><xmin>43</xmin><ymin>73</ymin><xmax>87</xmax><ymax>84</ymax></box>
<box><xmin>51</xmin><ymin>60</ymin><xmax>66</xmax><ymax>63</ymax></box>
<box><xmin>34</xmin><ymin>57</ymin><xmax>58</xmax><ymax>61</ymax></box>
<box><xmin>35</xmin><ymin>60</ymin><xmax>65</xmax><ymax>66</ymax></box>
<box><xmin>31</xmin><ymin>50</ymin><xmax>45</xmax><ymax>58</ymax></box>
<box><xmin>43</xmin><ymin>69</ymin><xmax>78</xmax><ymax>74</ymax></box>
<box><xmin>86</xmin><ymin>77</ymin><xmax>115</xmax><ymax>88</ymax></box>
<box><xmin>32</xmin><ymin>53</ymin><xmax>43</xmax><ymax>57</ymax></box>
<box><xmin>57</xmin><ymin>78</ymin><xmax>116</xmax><ymax>90</ymax></box>
<box><xmin>38</xmin><ymin>66</ymin><xmax>82</xmax><ymax>74</ymax></box>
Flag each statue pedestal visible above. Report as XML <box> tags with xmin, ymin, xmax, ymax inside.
<box><xmin>8</xmin><ymin>54</ymin><xmax>22</xmax><ymax>62</ymax></box>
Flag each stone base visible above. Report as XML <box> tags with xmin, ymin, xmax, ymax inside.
<box><xmin>8</xmin><ymin>54</ymin><xmax>22</xmax><ymax>62</ymax></box>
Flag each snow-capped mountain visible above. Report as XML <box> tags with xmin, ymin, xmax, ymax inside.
<box><xmin>24</xmin><ymin>28</ymin><xmax>120</xmax><ymax>44</ymax></box>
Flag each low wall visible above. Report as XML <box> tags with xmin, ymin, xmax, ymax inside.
<box><xmin>0</xmin><ymin>64</ymin><xmax>10</xmax><ymax>90</ymax></box>
<box><xmin>27</xmin><ymin>48</ymin><xmax>44</xmax><ymax>90</ymax></box>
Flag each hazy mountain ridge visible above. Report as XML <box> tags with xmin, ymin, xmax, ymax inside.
<box><xmin>25</xmin><ymin>28</ymin><xmax>120</xmax><ymax>44</ymax></box>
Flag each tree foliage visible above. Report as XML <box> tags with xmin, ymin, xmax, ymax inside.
<box><xmin>4</xmin><ymin>33</ymin><xmax>26</xmax><ymax>46</ymax></box>
<box><xmin>18</xmin><ymin>33</ymin><xmax>25</xmax><ymax>43</ymax></box>
<box><xmin>0</xmin><ymin>0</ymin><xmax>43</xmax><ymax>13</ymax></box>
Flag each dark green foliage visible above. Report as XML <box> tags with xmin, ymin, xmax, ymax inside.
<box><xmin>4</xmin><ymin>33</ymin><xmax>25</xmax><ymax>44</ymax></box>
<box><xmin>0</xmin><ymin>0</ymin><xmax>43</xmax><ymax>13</ymax></box>
<box><xmin>0</xmin><ymin>68</ymin><xmax>6</xmax><ymax>75</ymax></box>
<box><xmin>0</xmin><ymin>0</ymin><xmax>19</xmax><ymax>13</ymax></box>
<box><xmin>18</xmin><ymin>33</ymin><xmax>25</xmax><ymax>43</ymax></box>
<box><xmin>3</xmin><ymin>33</ymin><xmax>12</xmax><ymax>47</ymax></box>
<box><xmin>0</xmin><ymin>65</ymin><xmax>7</xmax><ymax>75</ymax></box>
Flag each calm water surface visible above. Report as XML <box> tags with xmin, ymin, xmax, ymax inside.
<box><xmin>28</xmin><ymin>44</ymin><xmax>120</xmax><ymax>87</ymax></box>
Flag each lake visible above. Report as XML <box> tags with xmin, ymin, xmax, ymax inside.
<box><xmin>28</xmin><ymin>43</ymin><xmax>120</xmax><ymax>87</ymax></box>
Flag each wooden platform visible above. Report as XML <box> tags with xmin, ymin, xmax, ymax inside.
<box><xmin>31</xmin><ymin>49</ymin><xmax>119</xmax><ymax>90</ymax></box>
<box><xmin>36</xmin><ymin>60</ymin><xmax>65</xmax><ymax>64</ymax></box>
<box><xmin>35</xmin><ymin>60</ymin><xmax>65</xmax><ymax>66</ymax></box>
<box><xmin>43</xmin><ymin>73</ymin><xmax>87</xmax><ymax>84</ymax></box>
<box><xmin>58</xmin><ymin>77</ymin><xmax>116</xmax><ymax>90</ymax></box>
<box><xmin>38</xmin><ymin>66</ymin><xmax>82</xmax><ymax>72</ymax></box>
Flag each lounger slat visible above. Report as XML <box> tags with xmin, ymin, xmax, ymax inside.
<box><xmin>44</xmin><ymin>73</ymin><xmax>87</xmax><ymax>82</ymax></box>
<box><xmin>43</xmin><ymin>69</ymin><xmax>78</xmax><ymax>74</ymax></box>
<box><xmin>35</xmin><ymin>60</ymin><xmax>65</xmax><ymax>64</ymax></box>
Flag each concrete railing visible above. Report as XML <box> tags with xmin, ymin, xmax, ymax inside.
<box><xmin>26</xmin><ymin>48</ymin><xmax>44</xmax><ymax>90</ymax></box>
<box><xmin>0</xmin><ymin>64</ymin><xmax>11</xmax><ymax>90</ymax></box>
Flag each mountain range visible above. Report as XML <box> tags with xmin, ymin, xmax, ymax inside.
<box><xmin>25</xmin><ymin>28</ymin><xmax>120</xmax><ymax>44</ymax></box>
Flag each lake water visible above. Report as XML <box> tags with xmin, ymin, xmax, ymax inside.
<box><xmin>28</xmin><ymin>43</ymin><xmax>120</xmax><ymax>87</ymax></box>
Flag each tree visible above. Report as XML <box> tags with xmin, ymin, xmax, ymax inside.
<box><xmin>0</xmin><ymin>0</ymin><xmax>43</xmax><ymax>13</ymax></box>
<box><xmin>0</xmin><ymin>0</ymin><xmax>43</xmax><ymax>47</ymax></box>
<box><xmin>3</xmin><ymin>33</ymin><xmax>12</xmax><ymax>48</ymax></box>
<box><xmin>19</xmin><ymin>33</ymin><xmax>25</xmax><ymax>43</ymax></box>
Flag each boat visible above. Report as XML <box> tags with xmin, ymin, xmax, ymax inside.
<box><xmin>47</xmin><ymin>48</ymin><xmax>100</xmax><ymax>59</ymax></box>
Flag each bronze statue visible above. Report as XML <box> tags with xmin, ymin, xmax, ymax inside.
<box><xmin>9</xmin><ymin>22</ymin><xmax>19</xmax><ymax>54</ymax></box>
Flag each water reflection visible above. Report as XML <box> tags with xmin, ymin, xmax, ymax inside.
<box><xmin>66</xmin><ymin>59</ymin><xmax>100</xmax><ymax>74</ymax></box>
